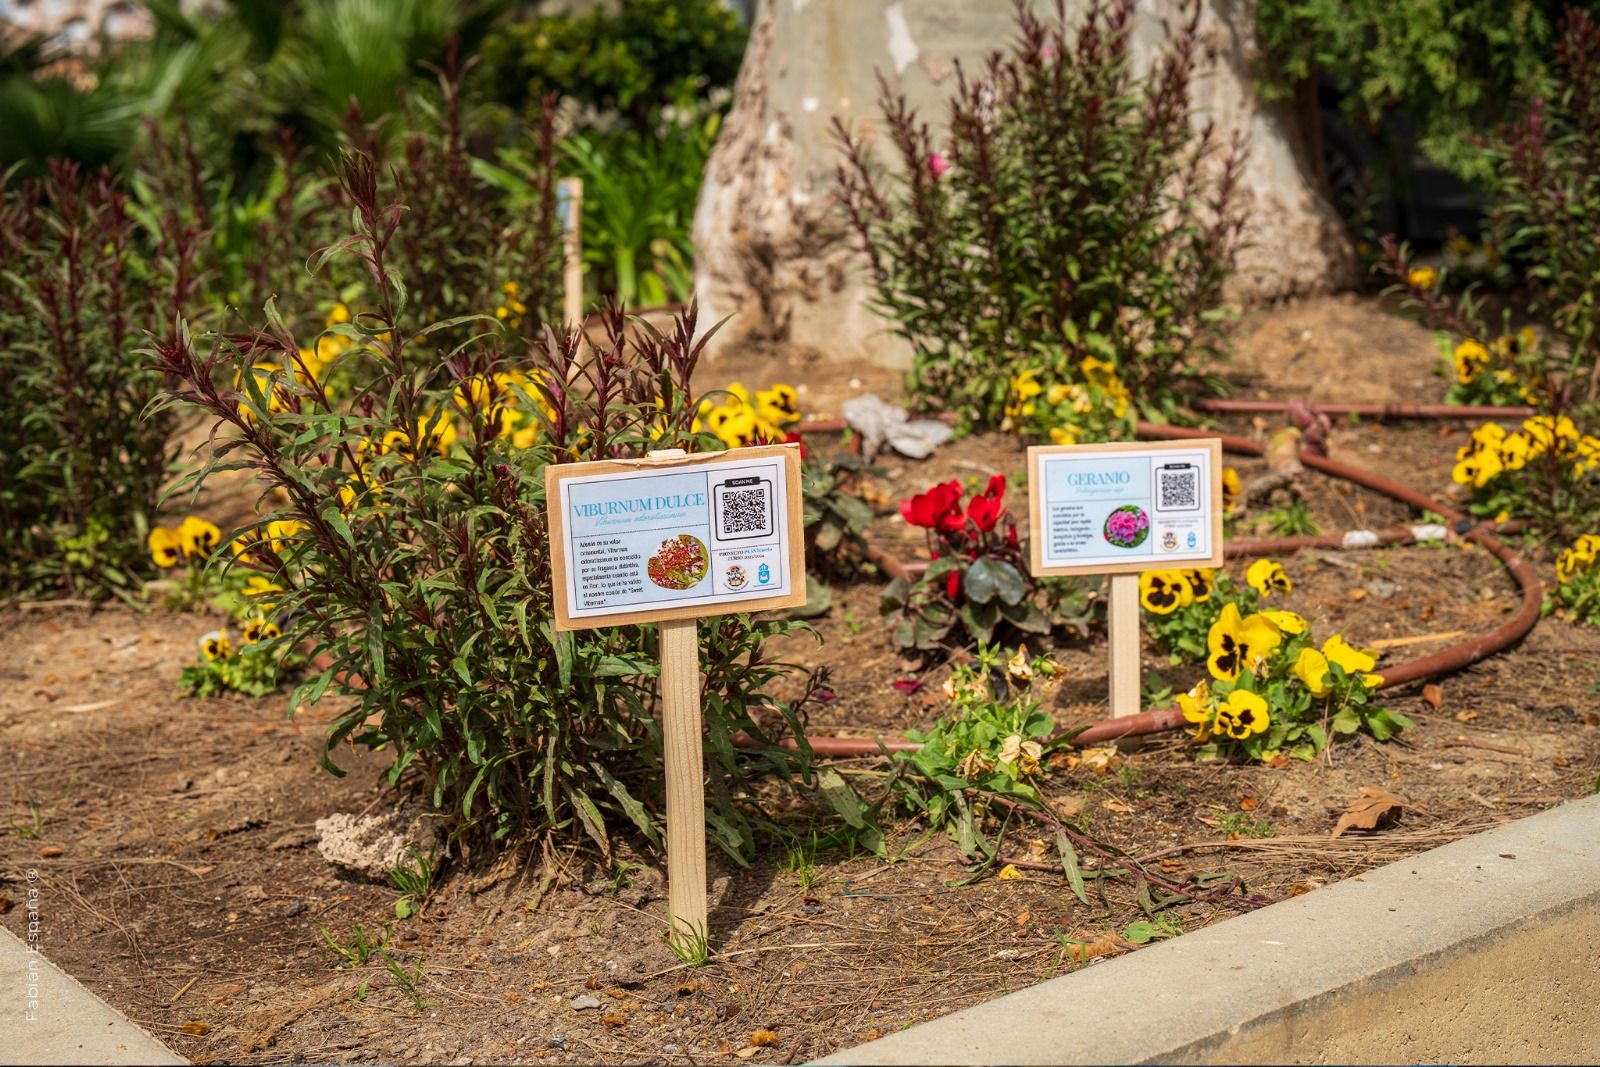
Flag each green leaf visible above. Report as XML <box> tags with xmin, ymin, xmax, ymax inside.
<box><xmin>817</xmin><ymin>767</ymin><xmax>867</xmax><ymax>829</ymax></box>
<box><xmin>964</xmin><ymin>558</ymin><xmax>1003</xmax><ymax>604</ymax></box>
<box><xmin>1056</xmin><ymin>829</ymin><xmax>1088</xmax><ymax>905</ymax></box>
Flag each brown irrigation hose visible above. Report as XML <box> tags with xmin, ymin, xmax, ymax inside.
<box><xmin>747</xmin><ymin>419</ymin><xmax>1545</xmax><ymax>758</ymax></box>
<box><xmin>1194</xmin><ymin>398</ymin><xmax>1535</xmax><ymax>420</ymax></box>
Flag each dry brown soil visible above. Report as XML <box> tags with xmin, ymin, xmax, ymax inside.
<box><xmin>2</xmin><ymin>296</ymin><xmax>1597</xmax><ymax>1065</ymax></box>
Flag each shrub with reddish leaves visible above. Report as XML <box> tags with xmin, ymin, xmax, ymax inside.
<box><xmin>882</xmin><ymin>476</ymin><xmax>1090</xmax><ymax>652</ymax></box>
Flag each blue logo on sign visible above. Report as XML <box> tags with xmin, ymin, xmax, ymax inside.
<box><xmin>1186</xmin><ymin>531</ymin><xmax>1197</xmax><ymax>548</ymax></box>
<box><xmin>757</xmin><ymin>563</ymin><xmax>771</xmax><ymax>585</ymax></box>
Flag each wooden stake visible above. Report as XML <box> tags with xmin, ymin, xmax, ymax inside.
<box><xmin>1108</xmin><ymin>572</ymin><xmax>1140</xmax><ymax>718</ymax></box>
<box><xmin>658</xmin><ymin>616</ymin><xmax>708</xmax><ymax>945</ymax></box>
<box><xmin>558</xmin><ymin>177</ymin><xmax>584</xmax><ymax>330</ymax></box>
<box><xmin>646</xmin><ymin>448</ymin><xmax>708</xmax><ymax>946</ymax></box>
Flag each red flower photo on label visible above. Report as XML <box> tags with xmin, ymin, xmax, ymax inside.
<box><xmin>647</xmin><ymin>534</ymin><xmax>709</xmax><ymax>590</ymax></box>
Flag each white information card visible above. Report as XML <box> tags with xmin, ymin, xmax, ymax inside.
<box><xmin>1028</xmin><ymin>439</ymin><xmax>1224</xmax><ymax>577</ymax></box>
<box><xmin>547</xmin><ymin>444</ymin><xmax>805</xmax><ymax>630</ymax></box>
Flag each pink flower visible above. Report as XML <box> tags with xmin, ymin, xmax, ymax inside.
<box><xmin>929</xmin><ymin>152</ymin><xmax>950</xmax><ymax>179</ymax></box>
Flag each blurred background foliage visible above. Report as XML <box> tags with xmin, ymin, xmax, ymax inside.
<box><xmin>0</xmin><ymin>0</ymin><xmax>749</xmax><ymax>308</ymax></box>
<box><xmin>1256</xmin><ymin>0</ymin><xmax>1562</xmax><ymax>179</ymax></box>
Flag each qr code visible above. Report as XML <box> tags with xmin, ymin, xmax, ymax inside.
<box><xmin>715</xmin><ymin>478</ymin><xmax>774</xmax><ymax>539</ymax></box>
<box><xmin>1157</xmin><ymin>466</ymin><xmax>1200</xmax><ymax>511</ymax></box>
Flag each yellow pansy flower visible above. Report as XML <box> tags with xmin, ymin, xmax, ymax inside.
<box><xmin>1452</xmin><ymin>449</ymin><xmax>1502</xmax><ymax>488</ymax></box>
<box><xmin>1221</xmin><ymin>467</ymin><xmax>1242</xmax><ymax>514</ymax></box>
<box><xmin>1215</xmin><ymin>690</ymin><xmax>1270</xmax><ymax>739</ymax></box>
<box><xmin>1048</xmin><ymin>425</ymin><xmax>1077</xmax><ymax>445</ymax></box>
<box><xmin>1207</xmin><ymin>603</ymin><xmax>1282</xmax><ymax>681</ymax></box>
<box><xmin>241</xmin><ymin>617</ymin><xmax>281</xmax><ymax>643</ymax></box>
<box><xmin>1407</xmin><ymin>266</ymin><xmax>1438</xmax><ymax>290</ymax></box>
<box><xmin>1260</xmin><ymin>609</ymin><xmax>1307</xmax><ymax>635</ymax></box>
<box><xmin>1176</xmin><ymin>680</ymin><xmax>1215</xmax><ymax>740</ymax></box>
<box><xmin>1453</xmin><ymin>339</ymin><xmax>1489</xmax><ymax>384</ymax></box>
<box><xmin>1246</xmin><ymin>558</ymin><xmax>1291</xmax><ymax>596</ymax></box>
<box><xmin>177</xmin><ymin>516</ymin><xmax>222</xmax><ymax>561</ymax></box>
<box><xmin>149</xmin><ymin>526</ymin><xmax>183</xmax><ymax>568</ymax></box>
<box><xmin>243</xmin><ymin>576</ymin><xmax>284</xmax><ymax>613</ymax></box>
<box><xmin>1292</xmin><ymin>646</ymin><xmax>1330</xmax><ymax>697</ymax></box>
<box><xmin>1139</xmin><ymin>570</ymin><xmax>1193</xmax><ymax>614</ymax></box>
<box><xmin>1182</xmin><ymin>568</ymin><xmax>1215</xmax><ymax>602</ymax></box>
<box><xmin>1322</xmin><ymin>634</ymin><xmax>1382</xmax><ymax>686</ymax></box>
<box><xmin>200</xmin><ymin>630</ymin><xmax>231</xmax><ymax>661</ymax></box>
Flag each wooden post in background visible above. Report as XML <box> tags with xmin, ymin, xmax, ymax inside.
<box><xmin>647</xmin><ymin>448</ymin><xmax>709</xmax><ymax>946</ymax></box>
<box><xmin>1108</xmin><ymin>572</ymin><xmax>1140</xmax><ymax>718</ymax></box>
<box><xmin>557</xmin><ymin>177</ymin><xmax>584</xmax><ymax>330</ymax></box>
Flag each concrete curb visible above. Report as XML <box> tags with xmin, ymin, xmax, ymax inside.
<box><xmin>1</xmin><ymin>922</ymin><xmax>186</xmax><ymax>1066</ymax></box>
<box><xmin>819</xmin><ymin>793</ymin><xmax>1600</xmax><ymax>1065</ymax></box>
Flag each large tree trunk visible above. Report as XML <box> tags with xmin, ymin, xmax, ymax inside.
<box><xmin>692</xmin><ymin>0</ymin><xmax>1354</xmax><ymax>368</ymax></box>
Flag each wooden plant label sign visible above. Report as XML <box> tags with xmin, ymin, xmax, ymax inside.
<box><xmin>1027</xmin><ymin>439</ymin><xmax>1225</xmax><ymax>577</ymax></box>
<box><xmin>547</xmin><ymin>443</ymin><xmax>805</xmax><ymax>632</ymax></box>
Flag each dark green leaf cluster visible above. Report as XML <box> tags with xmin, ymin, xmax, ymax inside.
<box><xmin>1254</xmin><ymin>0</ymin><xmax>1561</xmax><ymax>181</ymax></box>
<box><xmin>0</xmin><ymin>162</ymin><xmax>204</xmax><ymax>597</ymax></box>
<box><xmin>800</xmin><ymin>449</ymin><xmax>878</xmax><ymax>574</ymax></box>
<box><xmin>181</xmin><ymin>639</ymin><xmax>304</xmax><ymax>699</ymax></box>
<box><xmin>478</xmin><ymin>0</ymin><xmax>747</xmax><ymax>130</ymax></box>
<box><xmin>834</xmin><ymin>0</ymin><xmax>1246</xmax><ymax>430</ymax></box>
<box><xmin>0</xmin><ymin>0</ymin><xmax>509</xmax><ymax>179</ymax></box>
<box><xmin>152</xmin><ymin>166</ymin><xmax>821</xmax><ymax>859</ymax></box>
<box><xmin>891</xmin><ymin>646</ymin><xmax>1057</xmax><ymax>858</ymax></box>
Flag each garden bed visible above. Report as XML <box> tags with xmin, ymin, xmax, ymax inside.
<box><xmin>3</xmin><ymin>296</ymin><xmax>1598</xmax><ymax>1065</ymax></box>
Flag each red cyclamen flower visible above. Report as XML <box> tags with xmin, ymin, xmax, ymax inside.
<box><xmin>929</xmin><ymin>152</ymin><xmax>950</xmax><ymax>179</ymax></box>
<box><xmin>901</xmin><ymin>480</ymin><xmax>964</xmax><ymax>529</ymax></box>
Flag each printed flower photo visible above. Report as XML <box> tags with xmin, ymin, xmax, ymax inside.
<box><xmin>1103</xmin><ymin>504</ymin><xmax>1150</xmax><ymax>549</ymax></box>
<box><xmin>646</xmin><ymin>533</ymin><xmax>710</xmax><ymax>590</ymax></box>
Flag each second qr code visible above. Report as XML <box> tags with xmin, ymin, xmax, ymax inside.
<box><xmin>714</xmin><ymin>478</ymin><xmax>774</xmax><ymax>539</ymax></box>
<box><xmin>1156</xmin><ymin>466</ymin><xmax>1200</xmax><ymax>511</ymax></box>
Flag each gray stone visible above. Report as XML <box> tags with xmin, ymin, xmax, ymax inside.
<box><xmin>314</xmin><ymin>804</ymin><xmax>446</xmax><ymax>883</ymax></box>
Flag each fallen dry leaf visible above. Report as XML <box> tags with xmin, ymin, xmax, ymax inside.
<box><xmin>1050</xmin><ymin>794</ymin><xmax>1085</xmax><ymax>819</ymax></box>
<box><xmin>996</xmin><ymin>864</ymin><xmax>1023</xmax><ymax>881</ymax></box>
<box><xmin>1285</xmin><ymin>878</ymin><xmax>1325</xmax><ymax>898</ymax></box>
<box><xmin>38</xmin><ymin>845</ymin><xmax>64</xmax><ymax>858</ymax></box>
<box><xmin>751</xmin><ymin>1030</ymin><xmax>778</xmax><ymax>1048</ymax></box>
<box><xmin>1015</xmin><ymin>910</ymin><xmax>1031</xmax><ymax>926</ymax></box>
<box><xmin>736</xmin><ymin>1048</ymin><xmax>760</xmax><ymax>1060</ymax></box>
<box><xmin>180</xmin><ymin>1021</ymin><xmax>211</xmax><ymax>1036</ymax></box>
<box><xmin>600</xmin><ymin>1011</ymin><xmax>625</xmax><ymax>1028</ymax></box>
<box><xmin>1062</xmin><ymin>934</ymin><xmax>1129</xmax><ymax>962</ymax></box>
<box><xmin>1423</xmin><ymin>683</ymin><xmax>1443</xmax><ymax>709</ymax></box>
<box><xmin>1238</xmin><ymin>795</ymin><xmax>1259</xmax><ymax>812</ymax></box>
<box><xmin>1102</xmin><ymin>798</ymin><xmax>1135</xmax><ymax>814</ymax></box>
<box><xmin>1072</xmin><ymin>746</ymin><xmax>1121</xmax><ymax>774</ymax></box>
<box><xmin>1347</xmin><ymin>587</ymin><xmax>1368</xmax><ymax>601</ymax></box>
<box><xmin>1454</xmin><ymin>709</ymin><xmax>1480</xmax><ymax>722</ymax></box>
<box><xmin>1331</xmin><ymin>786</ymin><xmax>1404</xmax><ymax>838</ymax></box>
